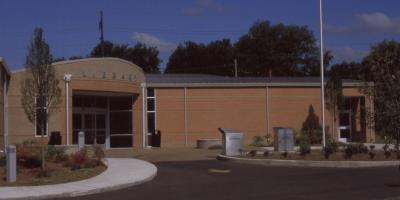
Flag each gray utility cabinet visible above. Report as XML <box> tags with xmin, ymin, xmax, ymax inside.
<box><xmin>273</xmin><ymin>127</ymin><xmax>294</xmax><ymax>152</ymax></box>
<box><xmin>6</xmin><ymin>145</ymin><xmax>16</xmax><ymax>182</ymax></box>
<box><xmin>218</xmin><ymin>128</ymin><xmax>243</xmax><ymax>156</ymax></box>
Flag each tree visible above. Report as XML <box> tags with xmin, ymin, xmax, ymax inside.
<box><xmin>361</xmin><ymin>40</ymin><xmax>400</xmax><ymax>150</ymax></box>
<box><xmin>328</xmin><ymin>62</ymin><xmax>363</xmax><ymax>80</ymax></box>
<box><xmin>20</xmin><ymin>28</ymin><xmax>61</xmax><ymax>170</ymax></box>
<box><xmin>325</xmin><ymin>66</ymin><xmax>344</xmax><ymax>139</ymax></box>
<box><xmin>90</xmin><ymin>41</ymin><xmax>161</xmax><ymax>73</ymax></box>
<box><xmin>235</xmin><ymin>21</ymin><xmax>327</xmax><ymax>77</ymax></box>
<box><xmin>165</xmin><ymin>39</ymin><xmax>235</xmax><ymax>75</ymax></box>
<box><xmin>301</xmin><ymin>105</ymin><xmax>322</xmax><ymax>144</ymax></box>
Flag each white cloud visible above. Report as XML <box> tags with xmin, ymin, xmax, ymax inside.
<box><xmin>181</xmin><ymin>0</ymin><xmax>225</xmax><ymax>16</ymax></box>
<box><xmin>332</xmin><ymin>46</ymin><xmax>368</xmax><ymax>63</ymax></box>
<box><xmin>326</xmin><ymin>12</ymin><xmax>400</xmax><ymax>34</ymax></box>
<box><xmin>132</xmin><ymin>32</ymin><xmax>177</xmax><ymax>53</ymax></box>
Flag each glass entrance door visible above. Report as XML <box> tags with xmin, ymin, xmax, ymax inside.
<box><xmin>338</xmin><ymin>111</ymin><xmax>351</xmax><ymax>143</ymax></box>
<box><xmin>73</xmin><ymin>112</ymin><xmax>106</xmax><ymax>145</ymax></box>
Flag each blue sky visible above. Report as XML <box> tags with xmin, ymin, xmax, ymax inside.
<box><xmin>0</xmin><ymin>0</ymin><xmax>400</xmax><ymax>71</ymax></box>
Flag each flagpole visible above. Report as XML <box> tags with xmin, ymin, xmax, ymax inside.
<box><xmin>319</xmin><ymin>0</ymin><xmax>326</xmax><ymax>147</ymax></box>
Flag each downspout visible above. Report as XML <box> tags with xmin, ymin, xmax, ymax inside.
<box><xmin>64</xmin><ymin>74</ymin><xmax>72</xmax><ymax>145</ymax></box>
<box><xmin>184</xmin><ymin>87</ymin><xmax>188</xmax><ymax>146</ymax></box>
<box><xmin>3</xmin><ymin>76</ymin><xmax>7</xmax><ymax>151</ymax></box>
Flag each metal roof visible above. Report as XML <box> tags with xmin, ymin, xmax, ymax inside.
<box><xmin>145</xmin><ymin>73</ymin><xmax>365</xmax><ymax>87</ymax></box>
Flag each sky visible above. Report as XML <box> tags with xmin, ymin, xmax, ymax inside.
<box><xmin>0</xmin><ymin>0</ymin><xmax>400</xmax><ymax>71</ymax></box>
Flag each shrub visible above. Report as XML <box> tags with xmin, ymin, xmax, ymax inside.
<box><xmin>46</xmin><ymin>146</ymin><xmax>68</xmax><ymax>163</ymax></box>
<box><xmin>16</xmin><ymin>140</ymin><xmax>42</xmax><ymax>168</ymax></box>
<box><xmin>263</xmin><ymin>151</ymin><xmax>270</xmax><ymax>157</ymax></box>
<box><xmin>249</xmin><ymin>150</ymin><xmax>257</xmax><ymax>157</ymax></box>
<box><xmin>344</xmin><ymin>146</ymin><xmax>353</xmax><ymax>159</ymax></box>
<box><xmin>36</xmin><ymin>168</ymin><xmax>51</xmax><ymax>178</ymax></box>
<box><xmin>299</xmin><ymin>136</ymin><xmax>311</xmax><ymax>156</ymax></box>
<box><xmin>251</xmin><ymin>136</ymin><xmax>265</xmax><ymax>147</ymax></box>
<box><xmin>369</xmin><ymin>152</ymin><xmax>375</xmax><ymax>159</ymax></box>
<box><xmin>301</xmin><ymin>105</ymin><xmax>322</xmax><ymax>144</ymax></box>
<box><xmin>281</xmin><ymin>152</ymin><xmax>288</xmax><ymax>158</ymax></box>
<box><xmin>264</xmin><ymin>134</ymin><xmax>273</xmax><ymax>146</ymax></box>
<box><xmin>384</xmin><ymin>150</ymin><xmax>391</xmax><ymax>158</ymax></box>
<box><xmin>323</xmin><ymin>145</ymin><xmax>336</xmax><ymax>159</ymax></box>
<box><xmin>0</xmin><ymin>155</ymin><xmax>5</xmax><ymax>167</ymax></box>
<box><xmin>70</xmin><ymin>149</ymin><xmax>88</xmax><ymax>169</ymax></box>
<box><xmin>93</xmin><ymin>145</ymin><xmax>105</xmax><ymax>162</ymax></box>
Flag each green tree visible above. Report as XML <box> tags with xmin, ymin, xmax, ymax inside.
<box><xmin>165</xmin><ymin>39</ymin><xmax>234</xmax><ymax>75</ymax></box>
<box><xmin>90</xmin><ymin>41</ymin><xmax>161</xmax><ymax>73</ymax></box>
<box><xmin>325</xmin><ymin>66</ymin><xmax>344</xmax><ymax>138</ymax></box>
<box><xmin>301</xmin><ymin>105</ymin><xmax>322</xmax><ymax>144</ymax></box>
<box><xmin>361</xmin><ymin>40</ymin><xmax>400</xmax><ymax>150</ymax></box>
<box><xmin>21</xmin><ymin>28</ymin><xmax>61</xmax><ymax>170</ymax></box>
<box><xmin>235</xmin><ymin>21</ymin><xmax>326</xmax><ymax>76</ymax></box>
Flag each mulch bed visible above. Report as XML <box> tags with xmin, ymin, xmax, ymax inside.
<box><xmin>0</xmin><ymin>162</ymin><xmax>106</xmax><ymax>186</ymax></box>
<box><xmin>241</xmin><ymin>150</ymin><xmax>400</xmax><ymax>161</ymax></box>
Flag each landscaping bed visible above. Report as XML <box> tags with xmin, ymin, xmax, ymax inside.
<box><xmin>239</xmin><ymin>150</ymin><xmax>400</xmax><ymax>161</ymax></box>
<box><xmin>0</xmin><ymin>140</ymin><xmax>107</xmax><ymax>186</ymax></box>
<box><xmin>0</xmin><ymin>162</ymin><xmax>106</xmax><ymax>186</ymax></box>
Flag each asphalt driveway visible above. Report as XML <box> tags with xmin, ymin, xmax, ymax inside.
<box><xmin>63</xmin><ymin>159</ymin><xmax>400</xmax><ymax>200</ymax></box>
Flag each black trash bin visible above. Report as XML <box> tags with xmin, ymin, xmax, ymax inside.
<box><xmin>152</xmin><ymin>130</ymin><xmax>161</xmax><ymax>147</ymax></box>
<box><xmin>48</xmin><ymin>131</ymin><xmax>62</xmax><ymax>145</ymax></box>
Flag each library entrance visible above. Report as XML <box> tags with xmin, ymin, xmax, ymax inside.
<box><xmin>72</xmin><ymin>92</ymin><xmax>134</xmax><ymax>148</ymax></box>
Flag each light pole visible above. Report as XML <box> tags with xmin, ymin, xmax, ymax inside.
<box><xmin>319</xmin><ymin>0</ymin><xmax>326</xmax><ymax>147</ymax></box>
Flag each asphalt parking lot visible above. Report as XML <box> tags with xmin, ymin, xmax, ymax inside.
<box><xmin>64</xmin><ymin>159</ymin><xmax>400</xmax><ymax>200</ymax></box>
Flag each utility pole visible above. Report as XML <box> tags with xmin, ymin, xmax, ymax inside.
<box><xmin>319</xmin><ymin>0</ymin><xmax>326</xmax><ymax>147</ymax></box>
<box><xmin>234</xmin><ymin>58</ymin><xmax>238</xmax><ymax>77</ymax></box>
<box><xmin>99</xmin><ymin>11</ymin><xmax>105</xmax><ymax>57</ymax></box>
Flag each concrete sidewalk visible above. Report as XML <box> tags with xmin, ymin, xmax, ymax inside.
<box><xmin>0</xmin><ymin>158</ymin><xmax>157</xmax><ymax>200</ymax></box>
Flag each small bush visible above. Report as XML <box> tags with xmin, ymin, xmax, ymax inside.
<box><xmin>264</xmin><ymin>134</ymin><xmax>273</xmax><ymax>146</ymax></box>
<box><xmin>383</xmin><ymin>144</ymin><xmax>390</xmax><ymax>152</ymax></box>
<box><xmin>263</xmin><ymin>151</ymin><xmax>270</xmax><ymax>157</ymax></box>
<box><xmin>299</xmin><ymin>138</ymin><xmax>311</xmax><ymax>156</ymax></box>
<box><xmin>251</xmin><ymin>136</ymin><xmax>265</xmax><ymax>147</ymax></box>
<box><xmin>16</xmin><ymin>140</ymin><xmax>42</xmax><ymax>168</ymax></box>
<box><xmin>369</xmin><ymin>152</ymin><xmax>375</xmax><ymax>159</ymax></box>
<box><xmin>36</xmin><ymin>168</ymin><xmax>51</xmax><ymax>178</ymax></box>
<box><xmin>0</xmin><ymin>155</ymin><xmax>5</xmax><ymax>167</ymax></box>
<box><xmin>93</xmin><ymin>145</ymin><xmax>105</xmax><ymax>161</ymax></box>
<box><xmin>249</xmin><ymin>150</ymin><xmax>257</xmax><ymax>157</ymax></box>
<box><xmin>70</xmin><ymin>149</ymin><xmax>88</xmax><ymax>168</ymax></box>
<box><xmin>84</xmin><ymin>159</ymin><xmax>99</xmax><ymax>168</ymax></box>
<box><xmin>344</xmin><ymin>147</ymin><xmax>353</xmax><ymax>159</ymax></box>
<box><xmin>384</xmin><ymin>150</ymin><xmax>391</xmax><ymax>158</ymax></box>
<box><xmin>281</xmin><ymin>152</ymin><xmax>288</xmax><ymax>158</ymax></box>
<box><xmin>46</xmin><ymin>146</ymin><xmax>68</xmax><ymax>163</ymax></box>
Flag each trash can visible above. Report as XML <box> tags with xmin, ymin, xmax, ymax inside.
<box><xmin>218</xmin><ymin>128</ymin><xmax>243</xmax><ymax>156</ymax></box>
<box><xmin>48</xmin><ymin>131</ymin><xmax>61</xmax><ymax>145</ymax></box>
<box><xmin>152</xmin><ymin>130</ymin><xmax>161</xmax><ymax>147</ymax></box>
<box><xmin>273</xmin><ymin>127</ymin><xmax>294</xmax><ymax>152</ymax></box>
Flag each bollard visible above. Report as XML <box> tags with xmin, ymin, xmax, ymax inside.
<box><xmin>6</xmin><ymin>145</ymin><xmax>16</xmax><ymax>183</ymax></box>
<box><xmin>78</xmin><ymin>131</ymin><xmax>85</xmax><ymax>150</ymax></box>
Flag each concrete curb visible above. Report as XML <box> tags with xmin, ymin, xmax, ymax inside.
<box><xmin>217</xmin><ymin>154</ymin><xmax>400</xmax><ymax>168</ymax></box>
<box><xmin>0</xmin><ymin>158</ymin><xmax>157</xmax><ymax>200</ymax></box>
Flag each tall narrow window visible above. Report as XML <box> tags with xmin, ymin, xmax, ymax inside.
<box><xmin>146</xmin><ymin>88</ymin><xmax>156</xmax><ymax>145</ymax></box>
<box><xmin>35</xmin><ymin>97</ymin><xmax>48</xmax><ymax>137</ymax></box>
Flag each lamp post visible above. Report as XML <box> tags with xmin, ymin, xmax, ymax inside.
<box><xmin>319</xmin><ymin>0</ymin><xmax>326</xmax><ymax>147</ymax></box>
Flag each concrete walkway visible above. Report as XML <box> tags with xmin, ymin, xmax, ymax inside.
<box><xmin>0</xmin><ymin>158</ymin><xmax>157</xmax><ymax>200</ymax></box>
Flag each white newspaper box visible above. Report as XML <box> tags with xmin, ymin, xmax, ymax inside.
<box><xmin>219</xmin><ymin>128</ymin><xmax>243</xmax><ymax>156</ymax></box>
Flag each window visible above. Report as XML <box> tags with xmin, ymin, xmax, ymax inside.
<box><xmin>35</xmin><ymin>97</ymin><xmax>48</xmax><ymax>137</ymax></box>
<box><xmin>146</xmin><ymin>88</ymin><xmax>156</xmax><ymax>144</ymax></box>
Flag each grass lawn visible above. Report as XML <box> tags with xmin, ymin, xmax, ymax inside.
<box><xmin>0</xmin><ymin>162</ymin><xmax>106</xmax><ymax>186</ymax></box>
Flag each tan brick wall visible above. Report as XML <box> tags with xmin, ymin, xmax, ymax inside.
<box><xmin>7</xmin><ymin>58</ymin><xmax>145</xmax><ymax>147</ymax></box>
<box><xmin>155</xmin><ymin>86</ymin><xmax>371</xmax><ymax>147</ymax></box>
